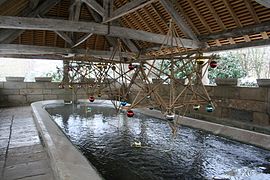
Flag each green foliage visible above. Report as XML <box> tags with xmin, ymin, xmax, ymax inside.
<box><xmin>208</xmin><ymin>53</ymin><xmax>247</xmax><ymax>83</ymax></box>
<box><xmin>45</xmin><ymin>71</ymin><xmax>63</xmax><ymax>82</ymax></box>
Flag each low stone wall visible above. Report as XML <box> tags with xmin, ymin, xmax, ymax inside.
<box><xmin>134</xmin><ymin>84</ymin><xmax>270</xmax><ymax>134</ymax></box>
<box><xmin>0</xmin><ymin>81</ymin><xmax>90</xmax><ymax>106</ymax></box>
<box><xmin>1</xmin><ymin>81</ymin><xmax>269</xmax><ymax>134</ymax></box>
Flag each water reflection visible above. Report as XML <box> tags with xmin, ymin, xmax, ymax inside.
<box><xmin>47</xmin><ymin>104</ymin><xmax>270</xmax><ymax>180</ymax></box>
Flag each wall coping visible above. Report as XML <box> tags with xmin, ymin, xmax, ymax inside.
<box><xmin>31</xmin><ymin>100</ymin><xmax>103</xmax><ymax>180</ymax></box>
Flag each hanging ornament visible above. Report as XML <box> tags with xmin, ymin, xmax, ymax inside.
<box><xmin>196</xmin><ymin>52</ymin><xmax>204</xmax><ymax>65</ymax></box>
<box><xmin>193</xmin><ymin>104</ymin><xmax>200</xmax><ymax>111</ymax></box>
<box><xmin>127</xmin><ymin>110</ymin><xmax>134</xmax><ymax>117</ymax></box>
<box><xmin>120</xmin><ymin>101</ymin><xmax>127</xmax><ymax>106</ymax></box>
<box><xmin>128</xmin><ymin>64</ymin><xmax>135</xmax><ymax>70</ymax></box>
<box><xmin>210</xmin><ymin>61</ymin><xmax>217</xmax><ymax>68</ymax></box>
<box><xmin>58</xmin><ymin>84</ymin><xmax>65</xmax><ymax>89</ymax></box>
<box><xmin>89</xmin><ymin>96</ymin><xmax>95</xmax><ymax>102</ymax></box>
<box><xmin>112</xmin><ymin>66</ymin><xmax>116</xmax><ymax>71</ymax></box>
<box><xmin>68</xmin><ymin>85</ymin><xmax>73</xmax><ymax>89</ymax></box>
<box><xmin>98</xmin><ymin>93</ymin><xmax>102</xmax><ymax>97</ymax></box>
<box><xmin>77</xmin><ymin>84</ymin><xmax>82</xmax><ymax>89</ymax></box>
<box><xmin>206</xmin><ymin>104</ymin><xmax>214</xmax><ymax>112</ymax></box>
<box><xmin>87</xmin><ymin>107</ymin><xmax>92</xmax><ymax>112</ymax></box>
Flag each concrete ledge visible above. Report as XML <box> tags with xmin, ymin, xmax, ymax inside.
<box><xmin>137</xmin><ymin>108</ymin><xmax>270</xmax><ymax>150</ymax></box>
<box><xmin>31</xmin><ymin>100</ymin><xmax>103</xmax><ymax>180</ymax></box>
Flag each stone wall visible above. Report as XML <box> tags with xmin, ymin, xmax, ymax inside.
<box><xmin>0</xmin><ymin>82</ymin><xmax>90</xmax><ymax>106</ymax></box>
<box><xmin>0</xmin><ymin>81</ymin><xmax>269</xmax><ymax>134</ymax></box>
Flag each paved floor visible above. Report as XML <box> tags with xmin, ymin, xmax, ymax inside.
<box><xmin>0</xmin><ymin>106</ymin><xmax>54</xmax><ymax>180</ymax></box>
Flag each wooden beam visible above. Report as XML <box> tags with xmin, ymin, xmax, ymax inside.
<box><xmin>198</xmin><ymin>21</ymin><xmax>270</xmax><ymax>41</ymax></box>
<box><xmin>255</xmin><ymin>0</ymin><xmax>270</xmax><ymax>8</ymax></box>
<box><xmin>0</xmin><ymin>16</ymin><xmax>201</xmax><ymax>48</ymax></box>
<box><xmin>72</xmin><ymin>33</ymin><xmax>93</xmax><ymax>48</ymax></box>
<box><xmin>82</xmin><ymin>0</ymin><xmax>104</xmax><ymax>17</ymax></box>
<box><xmin>0</xmin><ymin>44</ymin><xmax>137</xmax><ymax>59</ymax></box>
<box><xmin>88</xmin><ymin>5</ymin><xmax>138</xmax><ymax>52</ymax></box>
<box><xmin>103</xmin><ymin>0</ymin><xmax>156</xmax><ymax>23</ymax></box>
<box><xmin>0</xmin><ymin>0</ymin><xmax>61</xmax><ymax>43</ymax></box>
<box><xmin>54</xmin><ymin>31</ymin><xmax>74</xmax><ymax>46</ymax></box>
<box><xmin>206</xmin><ymin>39</ymin><xmax>270</xmax><ymax>52</ymax></box>
<box><xmin>159</xmin><ymin>0</ymin><xmax>198</xmax><ymax>40</ymax></box>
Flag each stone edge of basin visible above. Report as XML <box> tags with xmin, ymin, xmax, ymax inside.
<box><xmin>136</xmin><ymin>108</ymin><xmax>270</xmax><ymax>151</ymax></box>
<box><xmin>31</xmin><ymin>100</ymin><xmax>104</xmax><ymax>180</ymax></box>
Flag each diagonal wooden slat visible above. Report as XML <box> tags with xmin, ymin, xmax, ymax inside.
<box><xmin>82</xmin><ymin>0</ymin><xmax>104</xmax><ymax>17</ymax></box>
<box><xmin>103</xmin><ymin>0</ymin><xmax>157</xmax><ymax>23</ymax></box>
<box><xmin>159</xmin><ymin>0</ymin><xmax>198</xmax><ymax>41</ymax></box>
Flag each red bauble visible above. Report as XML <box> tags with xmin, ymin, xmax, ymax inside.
<box><xmin>210</xmin><ymin>61</ymin><xmax>217</xmax><ymax>68</ymax></box>
<box><xmin>89</xmin><ymin>96</ymin><xmax>95</xmax><ymax>102</ymax></box>
<box><xmin>128</xmin><ymin>64</ymin><xmax>135</xmax><ymax>70</ymax></box>
<box><xmin>127</xmin><ymin>110</ymin><xmax>134</xmax><ymax>117</ymax></box>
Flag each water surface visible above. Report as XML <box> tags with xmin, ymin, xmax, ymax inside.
<box><xmin>46</xmin><ymin>104</ymin><xmax>270</xmax><ymax>180</ymax></box>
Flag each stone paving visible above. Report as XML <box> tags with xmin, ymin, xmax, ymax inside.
<box><xmin>0</xmin><ymin>106</ymin><xmax>54</xmax><ymax>180</ymax></box>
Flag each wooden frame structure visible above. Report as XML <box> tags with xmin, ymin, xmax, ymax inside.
<box><xmin>0</xmin><ymin>0</ymin><xmax>269</xmax><ymax>59</ymax></box>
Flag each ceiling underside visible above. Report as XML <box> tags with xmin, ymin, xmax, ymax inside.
<box><xmin>0</xmin><ymin>0</ymin><xmax>270</xmax><ymax>60</ymax></box>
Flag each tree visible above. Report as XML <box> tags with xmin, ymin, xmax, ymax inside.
<box><xmin>208</xmin><ymin>53</ymin><xmax>247</xmax><ymax>84</ymax></box>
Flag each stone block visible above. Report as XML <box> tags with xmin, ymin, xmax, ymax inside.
<box><xmin>26</xmin><ymin>82</ymin><xmax>59</xmax><ymax>89</ymax></box>
<box><xmin>8</xmin><ymin>95</ymin><xmax>27</xmax><ymax>105</ymax></box>
<box><xmin>253</xmin><ymin>112</ymin><xmax>270</xmax><ymax>126</ymax></box>
<box><xmin>239</xmin><ymin>87</ymin><xmax>267</xmax><ymax>101</ymax></box>
<box><xmin>26</xmin><ymin>95</ymin><xmax>44</xmax><ymax>103</ymax></box>
<box><xmin>4</xmin><ymin>82</ymin><xmax>26</xmax><ymax>89</ymax></box>
<box><xmin>229</xmin><ymin>109</ymin><xmax>253</xmax><ymax>122</ymax></box>
<box><xmin>224</xmin><ymin>99</ymin><xmax>267</xmax><ymax>112</ymax></box>
<box><xmin>0</xmin><ymin>89</ymin><xmax>20</xmax><ymax>95</ymax></box>
<box><xmin>42</xmin><ymin>89</ymin><xmax>52</xmax><ymax>94</ymax></box>
<box><xmin>43</xmin><ymin>95</ymin><xmax>57</xmax><ymax>100</ymax></box>
<box><xmin>51</xmin><ymin>89</ymin><xmax>72</xmax><ymax>95</ymax></box>
<box><xmin>213</xmin><ymin>86</ymin><xmax>239</xmax><ymax>99</ymax></box>
<box><xmin>20</xmin><ymin>89</ymin><xmax>43</xmax><ymax>95</ymax></box>
<box><xmin>57</xmin><ymin>94</ymin><xmax>72</xmax><ymax>101</ymax></box>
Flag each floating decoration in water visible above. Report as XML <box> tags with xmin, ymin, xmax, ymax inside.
<box><xmin>128</xmin><ymin>63</ymin><xmax>135</xmax><ymax>70</ymax></box>
<box><xmin>89</xmin><ymin>96</ymin><xmax>95</xmax><ymax>102</ymax></box>
<box><xmin>58</xmin><ymin>84</ymin><xmax>65</xmax><ymax>89</ymax></box>
<box><xmin>165</xmin><ymin>113</ymin><xmax>175</xmax><ymax>121</ymax></box>
<box><xmin>210</xmin><ymin>61</ymin><xmax>217</xmax><ymax>68</ymax></box>
<box><xmin>206</xmin><ymin>104</ymin><xmax>214</xmax><ymax>112</ymax></box>
<box><xmin>131</xmin><ymin>141</ymin><xmax>141</xmax><ymax>148</ymax></box>
<box><xmin>193</xmin><ymin>104</ymin><xmax>200</xmax><ymax>111</ymax></box>
<box><xmin>120</xmin><ymin>101</ymin><xmax>127</xmax><ymax>106</ymax></box>
<box><xmin>127</xmin><ymin>110</ymin><xmax>134</xmax><ymax>117</ymax></box>
<box><xmin>68</xmin><ymin>85</ymin><xmax>73</xmax><ymax>89</ymax></box>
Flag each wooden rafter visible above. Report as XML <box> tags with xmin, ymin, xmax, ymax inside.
<box><xmin>82</xmin><ymin>0</ymin><xmax>104</xmax><ymax>17</ymax></box>
<box><xmin>198</xmin><ymin>21</ymin><xmax>270</xmax><ymax>41</ymax></box>
<box><xmin>160</xmin><ymin>0</ymin><xmax>198</xmax><ymax>40</ymax></box>
<box><xmin>0</xmin><ymin>0</ymin><xmax>61</xmax><ymax>43</ymax></box>
<box><xmin>103</xmin><ymin>0</ymin><xmax>157</xmax><ymax>23</ymax></box>
<box><xmin>87</xmin><ymin>5</ymin><xmax>139</xmax><ymax>52</ymax></box>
